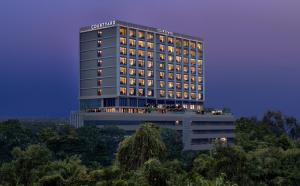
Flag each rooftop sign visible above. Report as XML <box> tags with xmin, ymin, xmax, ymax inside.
<box><xmin>90</xmin><ymin>20</ymin><xmax>116</xmax><ymax>30</ymax></box>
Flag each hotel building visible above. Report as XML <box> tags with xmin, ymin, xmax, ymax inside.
<box><xmin>71</xmin><ymin>20</ymin><xmax>235</xmax><ymax>150</ymax></box>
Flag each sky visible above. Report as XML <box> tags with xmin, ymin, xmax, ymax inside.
<box><xmin>0</xmin><ymin>0</ymin><xmax>299</xmax><ymax>119</ymax></box>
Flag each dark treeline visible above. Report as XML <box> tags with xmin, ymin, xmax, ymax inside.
<box><xmin>0</xmin><ymin>110</ymin><xmax>300</xmax><ymax>186</ymax></box>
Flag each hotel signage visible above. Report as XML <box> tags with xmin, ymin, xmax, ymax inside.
<box><xmin>157</xmin><ymin>28</ymin><xmax>173</xmax><ymax>35</ymax></box>
<box><xmin>91</xmin><ymin>20</ymin><xmax>116</xmax><ymax>30</ymax></box>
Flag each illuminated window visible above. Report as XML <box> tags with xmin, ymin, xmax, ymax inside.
<box><xmin>97</xmin><ymin>30</ymin><xmax>102</xmax><ymax>37</ymax></box>
<box><xmin>168</xmin><ymin>91</ymin><xmax>174</xmax><ymax>98</ymax></box>
<box><xmin>138</xmin><ymin>79</ymin><xmax>145</xmax><ymax>86</ymax></box>
<box><xmin>183</xmin><ymin>40</ymin><xmax>189</xmax><ymax>47</ymax></box>
<box><xmin>129</xmin><ymin>68</ymin><xmax>136</xmax><ymax>76</ymax></box>
<box><xmin>183</xmin><ymin>49</ymin><xmax>189</xmax><ymax>56</ymax></box>
<box><xmin>168</xmin><ymin>46</ymin><xmax>174</xmax><ymax>53</ymax></box>
<box><xmin>159</xmin><ymin>54</ymin><xmax>165</xmax><ymax>61</ymax></box>
<box><xmin>198</xmin><ymin>60</ymin><xmax>203</xmax><ymax>66</ymax></box>
<box><xmin>198</xmin><ymin>93</ymin><xmax>203</xmax><ymax>100</ymax></box>
<box><xmin>184</xmin><ymin>84</ymin><xmax>188</xmax><ymax>90</ymax></box>
<box><xmin>176</xmin><ymin>39</ymin><xmax>182</xmax><ymax>47</ymax></box>
<box><xmin>97</xmin><ymin>59</ymin><xmax>102</xmax><ymax>67</ymax></box>
<box><xmin>168</xmin><ymin>82</ymin><xmax>174</xmax><ymax>88</ymax></box>
<box><xmin>198</xmin><ymin>77</ymin><xmax>203</xmax><ymax>83</ymax></box>
<box><xmin>147</xmin><ymin>52</ymin><xmax>153</xmax><ymax>59</ymax></box>
<box><xmin>138</xmin><ymin>41</ymin><xmax>145</xmax><ymax>48</ymax></box>
<box><xmin>183</xmin><ymin>92</ymin><xmax>188</xmax><ymax>98</ymax></box>
<box><xmin>184</xmin><ymin>75</ymin><xmax>188</xmax><ymax>81</ymax></box>
<box><xmin>159</xmin><ymin>72</ymin><xmax>165</xmax><ymax>79</ymax></box>
<box><xmin>120</xmin><ymin>47</ymin><xmax>126</xmax><ymax>55</ymax></box>
<box><xmin>139</xmin><ymin>70</ymin><xmax>145</xmax><ymax>76</ymax></box>
<box><xmin>129</xmin><ymin>88</ymin><xmax>136</xmax><ymax>95</ymax></box>
<box><xmin>159</xmin><ymin>81</ymin><xmax>165</xmax><ymax>88</ymax></box>
<box><xmin>191</xmin><ymin>84</ymin><xmax>195</xmax><ymax>91</ymax></box>
<box><xmin>138</xmin><ymin>50</ymin><xmax>145</xmax><ymax>57</ymax></box>
<box><xmin>147</xmin><ymin>61</ymin><xmax>153</xmax><ymax>68</ymax></box>
<box><xmin>183</xmin><ymin>66</ymin><xmax>188</xmax><ymax>73</ymax></box>
<box><xmin>120</xmin><ymin>57</ymin><xmax>126</xmax><ymax>65</ymax></box>
<box><xmin>98</xmin><ymin>80</ymin><xmax>102</xmax><ymax>86</ymax></box>
<box><xmin>176</xmin><ymin>74</ymin><xmax>181</xmax><ymax>80</ymax></box>
<box><xmin>191</xmin><ymin>59</ymin><xmax>196</xmax><ymax>66</ymax></box>
<box><xmin>191</xmin><ymin>93</ymin><xmax>196</xmax><ymax>99</ymax></box>
<box><xmin>120</xmin><ymin>77</ymin><xmax>127</xmax><ymax>85</ymax></box>
<box><xmin>176</xmin><ymin>83</ymin><xmax>181</xmax><ymax>89</ymax></box>
<box><xmin>160</xmin><ymin>90</ymin><xmax>165</xmax><ymax>97</ymax></box>
<box><xmin>168</xmin><ymin>64</ymin><xmax>174</xmax><ymax>71</ymax></box>
<box><xmin>168</xmin><ymin>73</ymin><xmax>174</xmax><ymax>80</ymax></box>
<box><xmin>138</xmin><ymin>60</ymin><xmax>145</xmax><ymax>67</ymax></box>
<box><xmin>198</xmin><ymin>85</ymin><xmax>202</xmax><ymax>91</ymax></box>
<box><xmin>97</xmin><ymin>50</ymin><xmax>102</xmax><ymax>57</ymax></box>
<box><xmin>191</xmin><ymin>67</ymin><xmax>196</xmax><ymax>74</ymax></box>
<box><xmin>191</xmin><ymin>76</ymin><xmax>196</xmax><ymax>82</ymax></box>
<box><xmin>129</xmin><ymin>78</ymin><xmax>136</xmax><ymax>85</ymax></box>
<box><xmin>129</xmin><ymin>29</ymin><xmax>136</xmax><ymax>37</ymax></box>
<box><xmin>159</xmin><ymin>63</ymin><xmax>165</xmax><ymax>70</ymax></box>
<box><xmin>148</xmin><ymin>79</ymin><xmax>153</xmax><ymax>87</ymax></box>
<box><xmin>148</xmin><ymin>89</ymin><xmax>153</xmax><ymax>96</ymax></box>
<box><xmin>183</xmin><ymin>58</ymin><xmax>188</xmax><ymax>64</ymax></box>
<box><xmin>120</xmin><ymin>27</ymin><xmax>126</xmax><ymax>36</ymax></box>
<box><xmin>191</xmin><ymin>51</ymin><xmax>196</xmax><ymax>58</ymax></box>
<box><xmin>147</xmin><ymin>33</ymin><xmax>154</xmax><ymax>41</ymax></box>
<box><xmin>147</xmin><ymin>42</ymin><xmax>154</xmax><ymax>50</ymax></box>
<box><xmin>168</xmin><ymin>55</ymin><xmax>173</xmax><ymax>62</ymax></box>
<box><xmin>120</xmin><ymin>37</ymin><xmax>126</xmax><ymax>45</ymax></box>
<box><xmin>176</xmin><ymin>56</ymin><xmax>181</xmax><ymax>63</ymax></box>
<box><xmin>97</xmin><ymin>69</ymin><xmax>102</xmax><ymax>76</ymax></box>
<box><xmin>168</xmin><ymin>37</ymin><xmax>174</xmax><ymax>44</ymax></box>
<box><xmin>176</xmin><ymin>92</ymin><xmax>182</xmax><ymax>98</ymax></box>
<box><xmin>147</xmin><ymin>70</ymin><xmax>154</xmax><ymax>77</ymax></box>
<box><xmin>97</xmin><ymin>40</ymin><xmax>102</xmax><ymax>47</ymax></box>
<box><xmin>129</xmin><ymin>49</ymin><xmax>136</xmax><ymax>56</ymax></box>
<box><xmin>97</xmin><ymin>89</ymin><xmax>102</xmax><ymax>96</ymax></box>
<box><xmin>129</xmin><ymin>39</ymin><xmax>136</xmax><ymax>47</ymax></box>
<box><xmin>129</xmin><ymin>59</ymin><xmax>136</xmax><ymax>66</ymax></box>
<box><xmin>120</xmin><ymin>87</ymin><xmax>126</xmax><ymax>95</ymax></box>
<box><xmin>190</xmin><ymin>41</ymin><xmax>196</xmax><ymax>49</ymax></box>
<box><xmin>176</xmin><ymin>65</ymin><xmax>181</xmax><ymax>72</ymax></box>
<box><xmin>120</xmin><ymin>67</ymin><xmax>126</xmax><ymax>75</ymax></box>
<box><xmin>159</xmin><ymin>35</ymin><xmax>165</xmax><ymax>42</ymax></box>
<box><xmin>176</xmin><ymin>48</ymin><xmax>181</xmax><ymax>55</ymax></box>
<box><xmin>138</xmin><ymin>31</ymin><xmax>145</xmax><ymax>39</ymax></box>
<box><xmin>138</xmin><ymin>88</ymin><xmax>144</xmax><ymax>96</ymax></box>
<box><xmin>159</xmin><ymin>45</ymin><xmax>165</xmax><ymax>52</ymax></box>
<box><xmin>197</xmin><ymin>42</ymin><xmax>203</xmax><ymax>50</ymax></box>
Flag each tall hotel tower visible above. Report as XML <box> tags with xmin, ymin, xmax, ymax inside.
<box><xmin>71</xmin><ymin>20</ymin><xmax>235</xmax><ymax>151</ymax></box>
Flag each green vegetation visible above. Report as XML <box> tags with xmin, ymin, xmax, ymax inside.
<box><xmin>0</xmin><ymin>111</ymin><xmax>300</xmax><ymax>185</ymax></box>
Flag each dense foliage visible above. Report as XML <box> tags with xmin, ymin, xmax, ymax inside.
<box><xmin>0</xmin><ymin>110</ymin><xmax>300</xmax><ymax>186</ymax></box>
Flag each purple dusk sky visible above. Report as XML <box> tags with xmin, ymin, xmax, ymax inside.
<box><xmin>0</xmin><ymin>0</ymin><xmax>299</xmax><ymax>119</ymax></box>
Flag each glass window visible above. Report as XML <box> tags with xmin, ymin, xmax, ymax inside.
<box><xmin>138</xmin><ymin>88</ymin><xmax>144</xmax><ymax>96</ymax></box>
<box><xmin>183</xmin><ymin>40</ymin><xmax>189</xmax><ymax>47</ymax></box>
<box><xmin>176</xmin><ymin>56</ymin><xmax>181</xmax><ymax>63</ymax></box>
<box><xmin>191</xmin><ymin>93</ymin><xmax>196</xmax><ymax>99</ymax></box>
<box><xmin>147</xmin><ymin>61</ymin><xmax>153</xmax><ymax>68</ymax></box>
<box><xmin>120</xmin><ymin>77</ymin><xmax>127</xmax><ymax>85</ymax></box>
<box><xmin>190</xmin><ymin>41</ymin><xmax>196</xmax><ymax>49</ymax></box>
<box><xmin>168</xmin><ymin>46</ymin><xmax>174</xmax><ymax>53</ymax></box>
<box><xmin>159</xmin><ymin>63</ymin><xmax>165</xmax><ymax>70</ymax></box>
<box><xmin>97</xmin><ymin>40</ymin><xmax>102</xmax><ymax>47</ymax></box>
<box><xmin>98</xmin><ymin>80</ymin><xmax>102</xmax><ymax>86</ymax></box>
<box><xmin>191</xmin><ymin>84</ymin><xmax>195</xmax><ymax>91</ymax></box>
<box><xmin>168</xmin><ymin>82</ymin><xmax>174</xmax><ymax>88</ymax></box>
<box><xmin>120</xmin><ymin>87</ymin><xmax>126</xmax><ymax>95</ymax></box>
<box><xmin>129</xmin><ymin>59</ymin><xmax>136</xmax><ymax>66</ymax></box>
<box><xmin>176</xmin><ymin>48</ymin><xmax>181</xmax><ymax>55</ymax></box>
<box><xmin>160</xmin><ymin>81</ymin><xmax>165</xmax><ymax>88</ymax></box>
<box><xmin>176</xmin><ymin>83</ymin><xmax>181</xmax><ymax>89</ymax></box>
<box><xmin>183</xmin><ymin>58</ymin><xmax>188</xmax><ymax>64</ymax></box>
<box><xmin>130</xmin><ymin>78</ymin><xmax>136</xmax><ymax>85</ymax></box>
<box><xmin>191</xmin><ymin>76</ymin><xmax>196</xmax><ymax>82</ymax></box>
<box><xmin>197</xmin><ymin>42</ymin><xmax>203</xmax><ymax>50</ymax></box>
<box><xmin>129</xmin><ymin>29</ymin><xmax>136</xmax><ymax>37</ymax></box>
<box><xmin>129</xmin><ymin>68</ymin><xmax>136</xmax><ymax>76</ymax></box>
<box><xmin>120</xmin><ymin>57</ymin><xmax>126</xmax><ymax>65</ymax></box>
<box><xmin>138</xmin><ymin>31</ymin><xmax>145</xmax><ymax>39</ymax></box>
<box><xmin>160</xmin><ymin>90</ymin><xmax>165</xmax><ymax>97</ymax></box>
<box><xmin>129</xmin><ymin>88</ymin><xmax>136</xmax><ymax>95</ymax></box>
<box><xmin>198</xmin><ymin>59</ymin><xmax>203</xmax><ymax>66</ymax></box>
<box><xmin>176</xmin><ymin>92</ymin><xmax>182</xmax><ymax>98</ymax></box>
<box><xmin>120</xmin><ymin>27</ymin><xmax>126</xmax><ymax>36</ymax></box>
<box><xmin>191</xmin><ymin>59</ymin><xmax>196</xmax><ymax>66</ymax></box>
<box><xmin>176</xmin><ymin>38</ymin><xmax>182</xmax><ymax>47</ymax></box>
<box><xmin>159</xmin><ymin>35</ymin><xmax>165</xmax><ymax>42</ymax></box>
<box><xmin>120</xmin><ymin>37</ymin><xmax>126</xmax><ymax>45</ymax></box>
<box><xmin>159</xmin><ymin>72</ymin><xmax>165</xmax><ymax>79</ymax></box>
<box><xmin>120</xmin><ymin>67</ymin><xmax>126</xmax><ymax>75</ymax></box>
<box><xmin>97</xmin><ymin>30</ymin><xmax>102</xmax><ymax>37</ymax></box>
<box><xmin>168</xmin><ymin>55</ymin><xmax>173</xmax><ymax>62</ymax></box>
<box><xmin>184</xmin><ymin>84</ymin><xmax>188</xmax><ymax>90</ymax></box>
<box><xmin>168</xmin><ymin>37</ymin><xmax>174</xmax><ymax>44</ymax></box>
<box><xmin>97</xmin><ymin>59</ymin><xmax>102</xmax><ymax>67</ymax></box>
<box><xmin>159</xmin><ymin>54</ymin><xmax>165</xmax><ymax>61</ymax></box>
<box><xmin>168</xmin><ymin>73</ymin><xmax>174</xmax><ymax>80</ymax></box>
<box><xmin>176</xmin><ymin>74</ymin><xmax>181</xmax><ymax>80</ymax></box>
<box><xmin>176</xmin><ymin>65</ymin><xmax>181</xmax><ymax>72</ymax></box>
<box><xmin>168</xmin><ymin>64</ymin><xmax>174</xmax><ymax>71</ymax></box>
<box><xmin>198</xmin><ymin>77</ymin><xmax>203</xmax><ymax>83</ymax></box>
<box><xmin>191</xmin><ymin>50</ymin><xmax>196</xmax><ymax>58</ymax></box>
<box><xmin>120</xmin><ymin>47</ymin><xmax>126</xmax><ymax>55</ymax></box>
<box><xmin>168</xmin><ymin>91</ymin><xmax>174</xmax><ymax>98</ymax></box>
<box><xmin>138</xmin><ymin>50</ymin><xmax>145</xmax><ymax>57</ymax></box>
<box><xmin>147</xmin><ymin>42</ymin><xmax>154</xmax><ymax>50</ymax></box>
<box><xmin>129</xmin><ymin>39</ymin><xmax>136</xmax><ymax>47</ymax></box>
<box><xmin>147</xmin><ymin>33</ymin><xmax>154</xmax><ymax>41</ymax></box>
<box><xmin>129</xmin><ymin>49</ymin><xmax>136</xmax><ymax>56</ymax></box>
<box><xmin>183</xmin><ymin>92</ymin><xmax>188</xmax><ymax>98</ymax></box>
<box><xmin>159</xmin><ymin>45</ymin><xmax>165</xmax><ymax>52</ymax></box>
<box><xmin>191</xmin><ymin>67</ymin><xmax>196</xmax><ymax>74</ymax></box>
<box><xmin>184</xmin><ymin>74</ymin><xmax>188</xmax><ymax>81</ymax></box>
<box><xmin>148</xmin><ymin>89</ymin><xmax>153</xmax><ymax>96</ymax></box>
<box><xmin>139</xmin><ymin>69</ymin><xmax>145</xmax><ymax>76</ymax></box>
<box><xmin>97</xmin><ymin>89</ymin><xmax>102</xmax><ymax>96</ymax></box>
<box><xmin>198</xmin><ymin>93</ymin><xmax>203</xmax><ymax>100</ymax></box>
<box><xmin>148</xmin><ymin>70</ymin><xmax>154</xmax><ymax>77</ymax></box>
<box><xmin>138</xmin><ymin>41</ymin><xmax>145</xmax><ymax>48</ymax></box>
<box><xmin>183</xmin><ymin>66</ymin><xmax>188</xmax><ymax>73</ymax></box>
<box><xmin>183</xmin><ymin>49</ymin><xmax>189</xmax><ymax>56</ymax></box>
<box><xmin>138</xmin><ymin>79</ymin><xmax>145</xmax><ymax>86</ymax></box>
<box><xmin>147</xmin><ymin>79</ymin><xmax>153</xmax><ymax>86</ymax></box>
<box><xmin>138</xmin><ymin>60</ymin><xmax>145</xmax><ymax>67</ymax></box>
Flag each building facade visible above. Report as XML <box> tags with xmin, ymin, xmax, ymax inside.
<box><xmin>72</xmin><ymin>20</ymin><xmax>235</xmax><ymax>151</ymax></box>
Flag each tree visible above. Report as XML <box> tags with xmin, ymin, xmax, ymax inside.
<box><xmin>143</xmin><ymin>159</ymin><xmax>167</xmax><ymax>186</ymax></box>
<box><xmin>262</xmin><ymin>111</ymin><xmax>285</xmax><ymax>136</ymax></box>
<box><xmin>117</xmin><ymin>123</ymin><xmax>166</xmax><ymax>171</ymax></box>
<box><xmin>160</xmin><ymin>128</ymin><xmax>183</xmax><ymax>160</ymax></box>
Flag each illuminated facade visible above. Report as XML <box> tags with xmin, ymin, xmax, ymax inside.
<box><xmin>80</xmin><ymin>20</ymin><xmax>204</xmax><ymax>113</ymax></box>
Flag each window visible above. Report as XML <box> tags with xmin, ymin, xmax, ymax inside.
<box><xmin>97</xmin><ymin>89</ymin><xmax>102</xmax><ymax>96</ymax></box>
<box><xmin>198</xmin><ymin>85</ymin><xmax>202</xmax><ymax>91</ymax></box>
<box><xmin>138</xmin><ymin>60</ymin><xmax>145</xmax><ymax>67</ymax></box>
<box><xmin>120</xmin><ymin>67</ymin><xmax>126</xmax><ymax>75</ymax></box>
<box><xmin>147</xmin><ymin>33</ymin><xmax>154</xmax><ymax>41</ymax></box>
<box><xmin>168</xmin><ymin>82</ymin><xmax>174</xmax><ymax>88</ymax></box>
<box><xmin>129</xmin><ymin>49</ymin><xmax>136</xmax><ymax>56</ymax></box>
<box><xmin>129</xmin><ymin>59</ymin><xmax>136</xmax><ymax>66</ymax></box>
<box><xmin>191</xmin><ymin>93</ymin><xmax>196</xmax><ymax>99</ymax></box>
<box><xmin>197</xmin><ymin>42</ymin><xmax>203</xmax><ymax>50</ymax></box>
<box><xmin>183</xmin><ymin>40</ymin><xmax>189</xmax><ymax>47</ymax></box>
<box><xmin>159</xmin><ymin>72</ymin><xmax>165</xmax><ymax>79</ymax></box>
<box><xmin>159</xmin><ymin>54</ymin><xmax>165</xmax><ymax>61</ymax></box>
<box><xmin>176</xmin><ymin>74</ymin><xmax>181</xmax><ymax>80</ymax></box>
<box><xmin>97</xmin><ymin>30</ymin><xmax>102</xmax><ymax>37</ymax></box>
<box><xmin>159</xmin><ymin>45</ymin><xmax>165</xmax><ymax>52</ymax></box>
<box><xmin>184</xmin><ymin>84</ymin><xmax>188</xmax><ymax>90</ymax></box>
<box><xmin>176</xmin><ymin>83</ymin><xmax>181</xmax><ymax>89</ymax></box>
<box><xmin>120</xmin><ymin>47</ymin><xmax>126</xmax><ymax>55</ymax></box>
<box><xmin>183</xmin><ymin>58</ymin><xmax>188</xmax><ymax>64</ymax></box>
<box><xmin>138</xmin><ymin>79</ymin><xmax>145</xmax><ymax>86</ymax></box>
<box><xmin>191</xmin><ymin>51</ymin><xmax>196</xmax><ymax>58</ymax></box>
<box><xmin>183</xmin><ymin>92</ymin><xmax>188</xmax><ymax>98</ymax></box>
<box><xmin>120</xmin><ymin>37</ymin><xmax>126</xmax><ymax>45</ymax></box>
<box><xmin>120</xmin><ymin>57</ymin><xmax>126</xmax><ymax>65</ymax></box>
<box><xmin>168</xmin><ymin>55</ymin><xmax>173</xmax><ymax>62</ymax></box>
<box><xmin>160</xmin><ymin>90</ymin><xmax>165</xmax><ymax>97</ymax></box>
<box><xmin>191</xmin><ymin>67</ymin><xmax>196</xmax><ymax>74</ymax></box>
<box><xmin>168</xmin><ymin>37</ymin><xmax>174</xmax><ymax>44</ymax></box>
<box><xmin>191</xmin><ymin>59</ymin><xmax>196</xmax><ymax>66</ymax></box>
<box><xmin>168</xmin><ymin>46</ymin><xmax>174</xmax><ymax>53</ymax></box>
<box><xmin>183</xmin><ymin>66</ymin><xmax>188</xmax><ymax>73</ymax></box>
<box><xmin>120</xmin><ymin>87</ymin><xmax>126</xmax><ymax>95</ymax></box>
<box><xmin>147</xmin><ymin>61</ymin><xmax>153</xmax><ymax>68</ymax></box>
<box><xmin>176</xmin><ymin>65</ymin><xmax>181</xmax><ymax>72</ymax></box>
<box><xmin>191</xmin><ymin>76</ymin><xmax>196</xmax><ymax>82</ymax></box>
<box><xmin>98</xmin><ymin>80</ymin><xmax>102</xmax><ymax>86</ymax></box>
<box><xmin>176</xmin><ymin>92</ymin><xmax>182</xmax><ymax>98</ymax></box>
<box><xmin>176</xmin><ymin>48</ymin><xmax>181</xmax><ymax>55</ymax></box>
<box><xmin>159</xmin><ymin>81</ymin><xmax>165</xmax><ymax>88</ymax></box>
<box><xmin>138</xmin><ymin>31</ymin><xmax>145</xmax><ymax>39</ymax></box>
<box><xmin>159</xmin><ymin>63</ymin><xmax>165</xmax><ymax>70</ymax></box>
<box><xmin>198</xmin><ymin>60</ymin><xmax>203</xmax><ymax>66</ymax></box>
<box><xmin>147</xmin><ymin>42</ymin><xmax>154</xmax><ymax>50</ymax></box>
<box><xmin>176</xmin><ymin>56</ymin><xmax>181</xmax><ymax>63</ymax></box>
<box><xmin>198</xmin><ymin>93</ymin><xmax>203</xmax><ymax>100</ymax></box>
<box><xmin>147</xmin><ymin>70</ymin><xmax>154</xmax><ymax>77</ymax></box>
<box><xmin>138</xmin><ymin>41</ymin><xmax>145</xmax><ymax>48</ymax></box>
<box><xmin>148</xmin><ymin>89</ymin><xmax>153</xmax><ymax>96</ymax></box>
<box><xmin>129</xmin><ymin>88</ymin><xmax>136</xmax><ymax>95</ymax></box>
<box><xmin>120</xmin><ymin>27</ymin><xmax>126</xmax><ymax>36</ymax></box>
<box><xmin>191</xmin><ymin>84</ymin><xmax>195</xmax><ymax>91</ymax></box>
<box><xmin>97</xmin><ymin>50</ymin><xmax>102</xmax><ymax>57</ymax></box>
<box><xmin>120</xmin><ymin>77</ymin><xmax>127</xmax><ymax>85</ymax></box>
<box><xmin>129</xmin><ymin>68</ymin><xmax>136</xmax><ymax>76</ymax></box>
<box><xmin>129</xmin><ymin>78</ymin><xmax>136</xmax><ymax>85</ymax></box>
<box><xmin>138</xmin><ymin>50</ymin><xmax>145</xmax><ymax>57</ymax></box>
<box><xmin>129</xmin><ymin>29</ymin><xmax>136</xmax><ymax>37</ymax></box>
<box><xmin>97</xmin><ymin>59</ymin><xmax>102</xmax><ymax>67</ymax></box>
<box><xmin>176</xmin><ymin>39</ymin><xmax>182</xmax><ymax>47</ymax></box>
<box><xmin>97</xmin><ymin>69</ymin><xmax>102</xmax><ymax>76</ymax></box>
<box><xmin>147</xmin><ymin>52</ymin><xmax>153</xmax><ymax>59</ymax></box>
<box><xmin>168</xmin><ymin>91</ymin><xmax>174</xmax><ymax>98</ymax></box>
<box><xmin>97</xmin><ymin>40</ymin><xmax>102</xmax><ymax>47</ymax></box>
<box><xmin>168</xmin><ymin>73</ymin><xmax>174</xmax><ymax>80</ymax></box>
<box><xmin>183</xmin><ymin>49</ymin><xmax>189</xmax><ymax>56</ymax></box>
<box><xmin>198</xmin><ymin>77</ymin><xmax>203</xmax><ymax>83</ymax></box>
<box><xmin>139</xmin><ymin>69</ymin><xmax>145</xmax><ymax>76</ymax></box>
<box><xmin>129</xmin><ymin>39</ymin><xmax>136</xmax><ymax>47</ymax></box>
<box><xmin>168</xmin><ymin>64</ymin><xmax>174</xmax><ymax>71</ymax></box>
<box><xmin>159</xmin><ymin>35</ymin><xmax>165</xmax><ymax>42</ymax></box>
<box><xmin>190</xmin><ymin>41</ymin><xmax>196</xmax><ymax>49</ymax></box>
<box><xmin>148</xmin><ymin>79</ymin><xmax>153</xmax><ymax>86</ymax></box>
<box><xmin>138</xmin><ymin>88</ymin><xmax>144</xmax><ymax>96</ymax></box>
<box><xmin>184</xmin><ymin>74</ymin><xmax>188</xmax><ymax>81</ymax></box>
